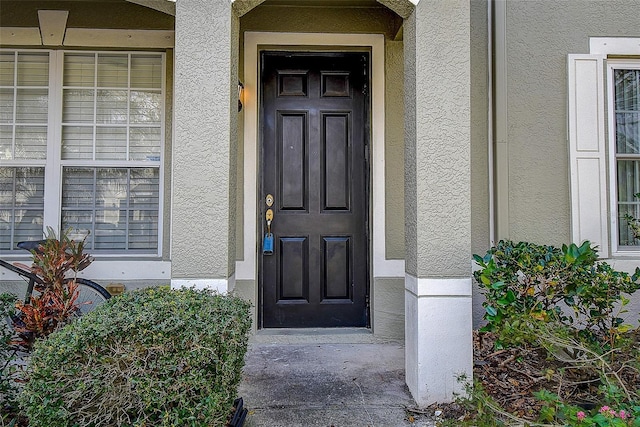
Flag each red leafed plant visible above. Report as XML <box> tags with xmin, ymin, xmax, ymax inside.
<box><xmin>13</xmin><ymin>228</ymin><xmax>93</xmax><ymax>349</ymax></box>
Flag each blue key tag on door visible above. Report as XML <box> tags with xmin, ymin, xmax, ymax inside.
<box><xmin>263</xmin><ymin>233</ymin><xmax>274</xmax><ymax>255</ymax></box>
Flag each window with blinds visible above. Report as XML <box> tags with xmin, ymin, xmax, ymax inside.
<box><xmin>0</xmin><ymin>49</ymin><xmax>164</xmax><ymax>254</ymax></box>
<box><xmin>60</xmin><ymin>53</ymin><xmax>163</xmax><ymax>252</ymax></box>
<box><xmin>615</xmin><ymin>68</ymin><xmax>640</xmax><ymax>247</ymax></box>
<box><xmin>0</xmin><ymin>51</ymin><xmax>49</xmax><ymax>250</ymax></box>
<box><xmin>62</xmin><ymin>167</ymin><xmax>159</xmax><ymax>251</ymax></box>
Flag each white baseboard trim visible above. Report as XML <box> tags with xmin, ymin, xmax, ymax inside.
<box><xmin>405</xmin><ymin>273</ymin><xmax>473</xmax><ymax>406</ymax></box>
<box><xmin>405</xmin><ymin>275</ymin><xmax>472</xmax><ymax>297</ymax></box>
<box><xmin>171</xmin><ymin>274</ymin><xmax>235</xmax><ymax>293</ymax></box>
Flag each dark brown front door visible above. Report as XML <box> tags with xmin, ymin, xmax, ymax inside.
<box><xmin>260</xmin><ymin>52</ymin><xmax>369</xmax><ymax>328</ymax></box>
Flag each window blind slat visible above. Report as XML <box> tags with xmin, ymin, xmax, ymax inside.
<box><xmin>130</xmin><ymin>91</ymin><xmax>161</xmax><ymax>123</ymax></box>
<box><xmin>0</xmin><ymin>209</ymin><xmax>13</xmax><ymax>247</ymax></box>
<box><xmin>0</xmin><ymin>167</ymin><xmax>45</xmax><ymax>249</ymax></box>
<box><xmin>0</xmin><ymin>88</ymin><xmax>14</xmax><ymax>123</ymax></box>
<box><xmin>62</xmin><ymin>167</ymin><xmax>159</xmax><ymax>251</ymax></box>
<box><xmin>131</xmin><ymin>55</ymin><xmax>162</xmax><ymax>89</ymax></box>
<box><xmin>129</xmin><ymin>127</ymin><xmax>160</xmax><ymax>161</ymax></box>
<box><xmin>0</xmin><ymin>52</ymin><xmax>15</xmax><ymax>86</ymax></box>
<box><xmin>61</xmin><ymin>210</ymin><xmax>94</xmax><ymax>245</ymax></box>
<box><xmin>16</xmin><ymin>53</ymin><xmax>49</xmax><ymax>86</ymax></box>
<box><xmin>64</xmin><ymin>53</ymin><xmax>95</xmax><ymax>87</ymax></box>
<box><xmin>15</xmin><ymin>168</ymin><xmax>45</xmax><ymax>207</ymax></box>
<box><xmin>16</xmin><ymin>89</ymin><xmax>48</xmax><ymax>123</ymax></box>
<box><xmin>63</xmin><ymin>89</ymin><xmax>95</xmax><ymax>123</ymax></box>
<box><xmin>97</xmin><ymin>54</ymin><xmax>128</xmax><ymax>88</ymax></box>
<box><xmin>0</xmin><ymin>126</ymin><xmax>11</xmax><ymax>160</ymax></box>
<box><xmin>62</xmin><ymin>126</ymin><xmax>93</xmax><ymax>160</ymax></box>
<box><xmin>15</xmin><ymin>126</ymin><xmax>47</xmax><ymax>159</ymax></box>
<box><xmin>95</xmin><ymin>210</ymin><xmax>126</xmax><ymax>249</ymax></box>
<box><xmin>62</xmin><ymin>167</ymin><xmax>95</xmax><ymax>207</ymax></box>
<box><xmin>0</xmin><ymin>168</ymin><xmax>13</xmax><ymax>205</ymax></box>
<box><xmin>97</xmin><ymin>89</ymin><xmax>127</xmax><ymax>124</ymax></box>
<box><xmin>14</xmin><ymin>210</ymin><xmax>44</xmax><ymax>242</ymax></box>
<box><xmin>96</xmin><ymin>127</ymin><xmax>127</xmax><ymax>160</ymax></box>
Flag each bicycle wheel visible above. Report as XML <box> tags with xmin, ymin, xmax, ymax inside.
<box><xmin>65</xmin><ymin>278</ymin><xmax>111</xmax><ymax>315</ymax></box>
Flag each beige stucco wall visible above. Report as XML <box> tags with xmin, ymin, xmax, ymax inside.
<box><xmin>404</xmin><ymin>1</ymin><xmax>471</xmax><ymax>278</ymax></box>
<box><xmin>385</xmin><ymin>40</ymin><xmax>406</xmax><ymax>259</ymax></box>
<box><xmin>501</xmin><ymin>0</ymin><xmax>640</xmax><ymax>246</ymax></box>
<box><xmin>173</xmin><ymin>1</ymin><xmax>237</xmax><ymax>280</ymax></box>
<box><xmin>372</xmin><ymin>277</ymin><xmax>404</xmax><ymax>338</ymax></box>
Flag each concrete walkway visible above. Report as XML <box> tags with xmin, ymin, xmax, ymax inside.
<box><xmin>237</xmin><ymin>329</ymin><xmax>437</xmax><ymax>427</ymax></box>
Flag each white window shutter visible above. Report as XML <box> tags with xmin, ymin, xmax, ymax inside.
<box><xmin>567</xmin><ymin>54</ymin><xmax>609</xmax><ymax>258</ymax></box>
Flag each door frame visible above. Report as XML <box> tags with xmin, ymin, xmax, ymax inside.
<box><xmin>237</xmin><ymin>32</ymin><xmax>404</xmax><ymax>327</ymax></box>
<box><xmin>257</xmin><ymin>51</ymin><xmax>371</xmax><ymax>328</ymax></box>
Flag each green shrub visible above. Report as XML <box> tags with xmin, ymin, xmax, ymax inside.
<box><xmin>469</xmin><ymin>241</ymin><xmax>640</xmax><ymax>426</ymax></box>
<box><xmin>0</xmin><ymin>293</ymin><xmax>19</xmax><ymax>418</ymax></box>
<box><xmin>474</xmin><ymin>240</ymin><xmax>640</xmax><ymax>349</ymax></box>
<box><xmin>20</xmin><ymin>287</ymin><xmax>252</xmax><ymax>427</ymax></box>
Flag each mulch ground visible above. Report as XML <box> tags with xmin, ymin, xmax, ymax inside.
<box><xmin>426</xmin><ymin>330</ymin><xmax>640</xmax><ymax>424</ymax></box>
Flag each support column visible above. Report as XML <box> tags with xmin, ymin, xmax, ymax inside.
<box><xmin>171</xmin><ymin>1</ymin><xmax>238</xmax><ymax>292</ymax></box>
<box><xmin>404</xmin><ymin>0</ymin><xmax>473</xmax><ymax>406</ymax></box>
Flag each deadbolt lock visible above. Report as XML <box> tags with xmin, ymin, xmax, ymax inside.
<box><xmin>265</xmin><ymin>194</ymin><xmax>274</xmax><ymax>207</ymax></box>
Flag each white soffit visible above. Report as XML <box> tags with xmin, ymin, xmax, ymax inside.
<box><xmin>64</xmin><ymin>29</ymin><xmax>174</xmax><ymax>48</ymax></box>
<box><xmin>38</xmin><ymin>10</ymin><xmax>69</xmax><ymax>46</ymax></box>
<box><xmin>0</xmin><ymin>28</ymin><xmax>41</xmax><ymax>45</ymax></box>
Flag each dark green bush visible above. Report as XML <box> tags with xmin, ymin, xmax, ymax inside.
<box><xmin>20</xmin><ymin>287</ymin><xmax>252</xmax><ymax>427</ymax></box>
<box><xmin>0</xmin><ymin>293</ymin><xmax>19</xmax><ymax>418</ymax></box>
<box><xmin>474</xmin><ymin>240</ymin><xmax>640</xmax><ymax>348</ymax></box>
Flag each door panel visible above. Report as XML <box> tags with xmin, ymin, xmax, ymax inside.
<box><xmin>261</xmin><ymin>52</ymin><xmax>369</xmax><ymax>328</ymax></box>
<box><xmin>323</xmin><ymin>113</ymin><xmax>350</xmax><ymax>210</ymax></box>
<box><xmin>279</xmin><ymin>113</ymin><xmax>307</xmax><ymax>210</ymax></box>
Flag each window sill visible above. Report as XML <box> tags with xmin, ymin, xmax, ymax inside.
<box><xmin>601</xmin><ymin>256</ymin><xmax>640</xmax><ymax>275</ymax></box>
<box><xmin>0</xmin><ymin>258</ymin><xmax>170</xmax><ymax>282</ymax></box>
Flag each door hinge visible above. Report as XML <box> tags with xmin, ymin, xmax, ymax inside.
<box><xmin>365</xmin><ymin>294</ymin><xmax>370</xmax><ymax>309</ymax></box>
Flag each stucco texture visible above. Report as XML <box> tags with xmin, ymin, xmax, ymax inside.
<box><xmin>173</xmin><ymin>1</ymin><xmax>236</xmax><ymax>279</ymax></box>
<box><xmin>405</xmin><ymin>0</ymin><xmax>472</xmax><ymax>278</ymax></box>
<box><xmin>502</xmin><ymin>0</ymin><xmax>640</xmax><ymax>245</ymax></box>
<box><xmin>372</xmin><ymin>277</ymin><xmax>404</xmax><ymax>339</ymax></box>
<box><xmin>385</xmin><ymin>40</ymin><xmax>406</xmax><ymax>260</ymax></box>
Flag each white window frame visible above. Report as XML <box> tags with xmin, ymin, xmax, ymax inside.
<box><xmin>0</xmin><ymin>48</ymin><xmax>166</xmax><ymax>258</ymax></box>
<box><xmin>607</xmin><ymin>59</ymin><xmax>640</xmax><ymax>256</ymax></box>
<box><xmin>566</xmin><ymin>37</ymin><xmax>640</xmax><ymax>260</ymax></box>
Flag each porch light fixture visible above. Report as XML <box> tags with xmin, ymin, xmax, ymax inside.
<box><xmin>238</xmin><ymin>80</ymin><xmax>244</xmax><ymax>112</ymax></box>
